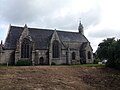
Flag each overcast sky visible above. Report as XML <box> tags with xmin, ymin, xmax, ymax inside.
<box><xmin>0</xmin><ymin>0</ymin><xmax>120</xmax><ymax>52</ymax></box>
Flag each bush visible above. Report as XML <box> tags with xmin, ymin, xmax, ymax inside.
<box><xmin>106</xmin><ymin>59</ymin><xmax>120</xmax><ymax>70</ymax></box>
<box><xmin>16</xmin><ymin>60</ymin><xmax>32</xmax><ymax>66</ymax></box>
<box><xmin>93</xmin><ymin>58</ymin><xmax>101</xmax><ymax>64</ymax></box>
<box><xmin>51</xmin><ymin>62</ymin><xmax>56</xmax><ymax>65</ymax></box>
<box><xmin>61</xmin><ymin>63</ymin><xmax>68</xmax><ymax>65</ymax></box>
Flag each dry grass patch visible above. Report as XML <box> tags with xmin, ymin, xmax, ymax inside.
<box><xmin>0</xmin><ymin>66</ymin><xmax>119</xmax><ymax>90</ymax></box>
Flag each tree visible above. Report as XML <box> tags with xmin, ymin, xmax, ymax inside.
<box><xmin>96</xmin><ymin>38</ymin><xmax>115</xmax><ymax>60</ymax></box>
<box><xmin>96</xmin><ymin>38</ymin><xmax>120</xmax><ymax>69</ymax></box>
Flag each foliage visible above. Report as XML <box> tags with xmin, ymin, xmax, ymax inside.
<box><xmin>96</xmin><ymin>38</ymin><xmax>115</xmax><ymax>60</ymax></box>
<box><xmin>61</xmin><ymin>63</ymin><xmax>68</xmax><ymax>65</ymax></box>
<box><xmin>16</xmin><ymin>60</ymin><xmax>32</xmax><ymax>66</ymax></box>
<box><xmin>93</xmin><ymin>58</ymin><xmax>101</xmax><ymax>64</ymax></box>
<box><xmin>96</xmin><ymin>38</ymin><xmax>120</xmax><ymax>69</ymax></box>
<box><xmin>51</xmin><ymin>62</ymin><xmax>56</xmax><ymax>65</ymax></box>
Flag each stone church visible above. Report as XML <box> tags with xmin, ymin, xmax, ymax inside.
<box><xmin>0</xmin><ymin>22</ymin><xmax>93</xmax><ymax>65</ymax></box>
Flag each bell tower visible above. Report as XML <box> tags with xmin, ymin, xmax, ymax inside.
<box><xmin>78</xmin><ymin>21</ymin><xmax>84</xmax><ymax>35</ymax></box>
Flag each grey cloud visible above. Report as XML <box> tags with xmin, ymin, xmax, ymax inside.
<box><xmin>1</xmin><ymin>0</ymin><xmax>35</xmax><ymax>23</ymax></box>
<box><xmin>0</xmin><ymin>0</ymin><xmax>70</xmax><ymax>24</ymax></box>
<box><xmin>81</xmin><ymin>6</ymin><xmax>101</xmax><ymax>29</ymax></box>
<box><xmin>0</xmin><ymin>0</ymin><xmax>101</xmax><ymax>31</ymax></box>
<box><xmin>40</xmin><ymin>15</ymin><xmax>78</xmax><ymax>30</ymax></box>
<box><xmin>88</xmin><ymin>28</ymin><xmax>120</xmax><ymax>38</ymax></box>
<box><xmin>47</xmin><ymin>5</ymin><xmax>101</xmax><ymax>30</ymax></box>
<box><xmin>33</xmin><ymin>7</ymin><xmax>101</xmax><ymax>31</ymax></box>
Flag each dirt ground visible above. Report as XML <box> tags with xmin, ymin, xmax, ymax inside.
<box><xmin>0</xmin><ymin>66</ymin><xmax>120</xmax><ymax>90</ymax></box>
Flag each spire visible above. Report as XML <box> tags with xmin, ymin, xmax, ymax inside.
<box><xmin>78</xmin><ymin>20</ymin><xmax>84</xmax><ymax>35</ymax></box>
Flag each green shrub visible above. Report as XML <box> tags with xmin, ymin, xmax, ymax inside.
<box><xmin>94</xmin><ymin>58</ymin><xmax>101</xmax><ymax>64</ymax></box>
<box><xmin>16</xmin><ymin>60</ymin><xmax>32</xmax><ymax>66</ymax></box>
<box><xmin>51</xmin><ymin>62</ymin><xmax>56</xmax><ymax>65</ymax></box>
<box><xmin>61</xmin><ymin>63</ymin><xmax>68</xmax><ymax>65</ymax></box>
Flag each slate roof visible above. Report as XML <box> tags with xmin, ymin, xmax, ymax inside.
<box><xmin>4</xmin><ymin>25</ymin><xmax>88</xmax><ymax>49</ymax></box>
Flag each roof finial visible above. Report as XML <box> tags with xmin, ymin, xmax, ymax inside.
<box><xmin>1</xmin><ymin>40</ymin><xmax>3</xmax><ymax>45</ymax></box>
<box><xmin>24</xmin><ymin>24</ymin><xmax>28</xmax><ymax>28</ymax></box>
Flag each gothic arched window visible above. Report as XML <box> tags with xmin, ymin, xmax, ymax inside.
<box><xmin>52</xmin><ymin>40</ymin><xmax>59</xmax><ymax>58</ymax></box>
<box><xmin>21</xmin><ymin>38</ymin><xmax>32</xmax><ymax>58</ymax></box>
<box><xmin>88</xmin><ymin>51</ymin><xmax>91</xmax><ymax>59</ymax></box>
<box><xmin>72</xmin><ymin>52</ymin><xmax>76</xmax><ymax>60</ymax></box>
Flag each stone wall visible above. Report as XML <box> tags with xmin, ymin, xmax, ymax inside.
<box><xmin>0</xmin><ymin>50</ymin><xmax>14</xmax><ymax>64</ymax></box>
<box><xmin>35</xmin><ymin>50</ymin><xmax>48</xmax><ymax>65</ymax></box>
<box><xmin>85</xmin><ymin>43</ymin><xmax>93</xmax><ymax>63</ymax></box>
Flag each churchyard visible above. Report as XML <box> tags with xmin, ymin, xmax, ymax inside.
<box><xmin>0</xmin><ymin>65</ymin><xmax>120</xmax><ymax>90</ymax></box>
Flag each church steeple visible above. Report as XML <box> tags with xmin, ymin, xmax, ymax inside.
<box><xmin>78</xmin><ymin>20</ymin><xmax>84</xmax><ymax>35</ymax></box>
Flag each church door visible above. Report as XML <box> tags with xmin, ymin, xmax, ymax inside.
<box><xmin>39</xmin><ymin>57</ymin><xmax>44</xmax><ymax>65</ymax></box>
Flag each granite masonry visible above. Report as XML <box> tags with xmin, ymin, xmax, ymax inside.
<box><xmin>0</xmin><ymin>22</ymin><xmax>93</xmax><ymax>65</ymax></box>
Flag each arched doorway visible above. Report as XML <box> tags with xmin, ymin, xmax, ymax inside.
<box><xmin>39</xmin><ymin>57</ymin><xmax>44</xmax><ymax>65</ymax></box>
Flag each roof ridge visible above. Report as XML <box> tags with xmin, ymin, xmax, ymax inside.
<box><xmin>10</xmin><ymin>25</ymin><xmax>79</xmax><ymax>33</ymax></box>
<box><xmin>5</xmin><ymin>25</ymin><xmax>88</xmax><ymax>49</ymax></box>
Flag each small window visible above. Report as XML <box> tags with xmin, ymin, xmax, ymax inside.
<box><xmin>72</xmin><ymin>52</ymin><xmax>75</xmax><ymax>60</ymax></box>
<box><xmin>88</xmin><ymin>51</ymin><xmax>91</xmax><ymax>59</ymax></box>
